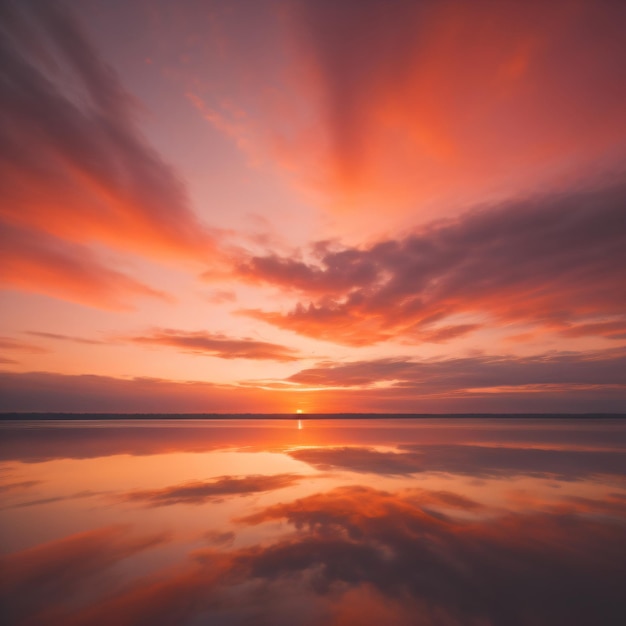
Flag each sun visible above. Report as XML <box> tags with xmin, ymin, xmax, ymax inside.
<box><xmin>296</xmin><ymin>409</ymin><xmax>303</xmax><ymax>414</ymax></box>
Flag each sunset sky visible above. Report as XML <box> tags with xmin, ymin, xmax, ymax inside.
<box><xmin>1</xmin><ymin>0</ymin><xmax>625</xmax><ymax>413</ymax></box>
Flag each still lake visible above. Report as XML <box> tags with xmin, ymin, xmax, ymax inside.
<box><xmin>1</xmin><ymin>417</ymin><xmax>625</xmax><ymax>626</ymax></box>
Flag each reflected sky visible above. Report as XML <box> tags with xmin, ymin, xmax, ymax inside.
<box><xmin>1</xmin><ymin>418</ymin><xmax>625</xmax><ymax>626</ymax></box>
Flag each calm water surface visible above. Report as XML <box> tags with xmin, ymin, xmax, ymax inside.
<box><xmin>1</xmin><ymin>418</ymin><xmax>625</xmax><ymax>626</ymax></box>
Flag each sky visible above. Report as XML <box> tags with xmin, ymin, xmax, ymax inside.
<box><xmin>1</xmin><ymin>0</ymin><xmax>625</xmax><ymax>413</ymax></box>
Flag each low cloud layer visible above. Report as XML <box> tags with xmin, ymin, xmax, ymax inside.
<box><xmin>1</xmin><ymin>343</ymin><xmax>625</xmax><ymax>413</ymax></box>
<box><xmin>0</xmin><ymin>371</ymin><xmax>292</xmax><ymax>414</ymax></box>
<box><xmin>288</xmin><ymin>348</ymin><xmax>626</xmax><ymax>390</ymax></box>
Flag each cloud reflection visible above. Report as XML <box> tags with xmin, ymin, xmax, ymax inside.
<box><xmin>17</xmin><ymin>485</ymin><xmax>625</xmax><ymax>626</ymax></box>
<box><xmin>289</xmin><ymin>444</ymin><xmax>626</xmax><ymax>479</ymax></box>
<box><xmin>1</xmin><ymin>419</ymin><xmax>625</xmax><ymax>625</ymax></box>
<box><xmin>0</xmin><ymin>525</ymin><xmax>169</xmax><ymax>626</ymax></box>
<box><xmin>235</xmin><ymin>485</ymin><xmax>626</xmax><ymax>625</ymax></box>
<box><xmin>121</xmin><ymin>473</ymin><xmax>305</xmax><ymax>507</ymax></box>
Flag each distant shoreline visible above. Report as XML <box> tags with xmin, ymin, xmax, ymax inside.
<box><xmin>1</xmin><ymin>413</ymin><xmax>625</xmax><ymax>420</ymax></box>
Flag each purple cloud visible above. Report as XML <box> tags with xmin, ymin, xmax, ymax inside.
<box><xmin>240</xmin><ymin>181</ymin><xmax>626</xmax><ymax>345</ymax></box>
<box><xmin>130</xmin><ymin>329</ymin><xmax>301</xmax><ymax>361</ymax></box>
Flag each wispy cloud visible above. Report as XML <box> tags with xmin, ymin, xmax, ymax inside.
<box><xmin>0</xmin><ymin>335</ymin><xmax>48</xmax><ymax>354</ymax></box>
<box><xmin>0</xmin><ymin>479</ymin><xmax>42</xmax><ymax>494</ymax></box>
<box><xmin>130</xmin><ymin>329</ymin><xmax>301</xmax><ymax>361</ymax></box>
<box><xmin>284</xmin><ymin>0</ymin><xmax>626</xmax><ymax>217</ymax></box>
<box><xmin>25</xmin><ymin>331</ymin><xmax>106</xmax><ymax>346</ymax></box>
<box><xmin>0</xmin><ymin>1</ymin><xmax>221</xmax><ymax>308</ymax></box>
<box><xmin>0</xmin><ymin>222</ymin><xmax>169</xmax><ymax>310</ymax></box>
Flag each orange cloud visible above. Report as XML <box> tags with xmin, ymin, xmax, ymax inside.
<box><xmin>0</xmin><ymin>2</ymin><xmax>218</xmax><ymax>263</ymax></box>
<box><xmin>0</xmin><ymin>2</ymin><xmax>238</xmax><ymax>311</ymax></box>
<box><xmin>0</xmin><ymin>221</ymin><xmax>169</xmax><ymax>310</ymax></box>
<box><xmin>285</xmin><ymin>0</ymin><xmax>626</xmax><ymax>222</ymax></box>
<box><xmin>186</xmin><ymin>1</ymin><xmax>626</xmax><ymax>235</ymax></box>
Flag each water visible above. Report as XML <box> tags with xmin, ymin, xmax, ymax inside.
<box><xmin>1</xmin><ymin>418</ymin><xmax>625</xmax><ymax>625</ymax></box>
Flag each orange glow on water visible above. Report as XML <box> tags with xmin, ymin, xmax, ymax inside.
<box><xmin>1</xmin><ymin>418</ymin><xmax>625</xmax><ymax>625</ymax></box>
